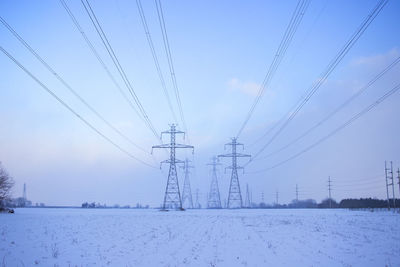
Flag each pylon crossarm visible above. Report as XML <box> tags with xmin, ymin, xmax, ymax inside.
<box><xmin>225</xmin><ymin>166</ymin><xmax>244</xmax><ymax>169</ymax></box>
<box><xmin>161</xmin><ymin>159</ymin><xmax>185</xmax><ymax>164</ymax></box>
<box><xmin>174</xmin><ymin>144</ymin><xmax>194</xmax><ymax>149</ymax></box>
<box><xmin>161</xmin><ymin>129</ymin><xmax>184</xmax><ymax>136</ymax></box>
<box><xmin>236</xmin><ymin>153</ymin><xmax>251</xmax><ymax>158</ymax></box>
<box><xmin>218</xmin><ymin>154</ymin><xmax>233</xmax><ymax>158</ymax></box>
<box><xmin>152</xmin><ymin>144</ymin><xmax>172</xmax><ymax>149</ymax></box>
<box><xmin>218</xmin><ymin>153</ymin><xmax>250</xmax><ymax>158</ymax></box>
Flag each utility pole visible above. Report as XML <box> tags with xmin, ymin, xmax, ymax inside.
<box><xmin>328</xmin><ymin>176</ymin><xmax>332</xmax><ymax>208</ymax></box>
<box><xmin>207</xmin><ymin>156</ymin><xmax>222</xmax><ymax>209</ymax></box>
<box><xmin>152</xmin><ymin>124</ymin><xmax>194</xmax><ymax>210</ymax></box>
<box><xmin>275</xmin><ymin>191</ymin><xmax>279</xmax><ymax>206</ymax></box>
<box><xmin>218</xmin><ymin>137</ymin><xmax>251</xmax><ymax>208</ymax></box>
<box><xmin>386</xmin><ymin>161</ymin><xmax>396</xmax><ymax>210</ymax></box>
<box><xmin>391</xmin><ymin>162</ymin><xmax>396</xmax><ymax>210</ymax></box>
<box><xmin>296</xmin><ymin>184</ymin><xmax>299</xmax><ymax>203</ymax></box>
<box><xmin>180</xmin><ymin>158</ymin><xmax>194</xmax><ymax>209</ymax></box>
<box><xmin>385</xmin><ymin>161</ymin><xmax>393</xmax><ymax>210</ymax></box>
<box><xmin>397</xmin><ymin>168</ymin><xmax>400</xmax><ymax>202</ymax></box>
<box><xmin>385</xmin><ymin>161</ymin><xmax>390</xmax><ymax>210</ymax></box>
<box><xmin>261</xmin><ymin>192</ymin><xmax>264</xmax><ymax>203</ymax></box>
<box><xmin>244</xmin><ymin>184</ymin><xmax>251</xmax><ymax>208</ymax></box>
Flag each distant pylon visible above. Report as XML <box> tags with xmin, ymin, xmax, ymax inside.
<box><xmin>390</xmin><ymin>163</ymin><xmax>396</xmax><ymax>210</ymax></box>
<box><xmin>328</xmin><ymin>176</ymin><xmax>332</xmax><ymax>208</ymax></box>
<box><xmin>397</xmin><ymin>168</ymin><xmax>400</xmax><ymax>199</ymax></box>
<box><xmin>296</xmin><ymin>184</ymin><xmax>299</xmax><ymax>203</ymax></box>
<box><xmin>244</xmin><ymin>184</ymin><xmax>251</xmax><ymax>208</ymax></box>
<box><xmin>218</xmin><ymin>137</ymin><xmax>251</xmax><ymax>208</ymax></box>
<box><xmin>152</xmin><ymin>124</ymin><xmax>194</xmax><ymax>210</ymax></box>
<box><xmin>385</xmin><ymin>161</ymin><xmax>395</xmax><ymax>210</ymax></box>
<box><xmin>275</xmin><ymin>190</ymin><xmax>279</xmax><ymax>206</ymax></box>
<box><xmin>23</xmin><ymin>183</ymin><xmax>27</xmax><ymax>201</ymax></box>
<box><xmin>181</xmin><ymin>158</ymin><xmax>194</xmax><ymax>209</ymax></box>
<box><xmin>207</xmin><ymin>156</ymin><xmax>222</xmax><ymax>209</ymax></box>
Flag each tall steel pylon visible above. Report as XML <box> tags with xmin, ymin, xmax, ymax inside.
<box><xmin>152</xmin><ymin>124</ymin><xmax>194</xmax><ymax>210</ymax></box>
<box><xmin>218</xmin><ymin>138</ymin><xmax>251</xmax><ymax>208</ymax></box>
<box><xmin>181</xmin><ymin>158</ymin><xmax>194</xmax><ymax>209</ymax></box>
<box><xmin>207</xmin><ymin>156</ymin><xmax>222</xmax><ymax>209</ymax></box>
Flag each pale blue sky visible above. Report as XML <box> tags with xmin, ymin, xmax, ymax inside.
<box><xmin>1</xmin><ymin>0</ymin><xmax>399</xmax><ymax>206</ymax></box>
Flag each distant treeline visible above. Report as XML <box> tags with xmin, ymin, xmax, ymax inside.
<box><xmin>81</xmin><ymin>202</ymin><xmax>149</xmax><ymax>209</ymax></box>
<box><xmin>251</xmin><ymin>198</ymin><xmax>400</xmax><ymax>209</ymax></box>
<box><xmin>338</xmin><ymin>198</ymin><xmax>399</xmax><ymax>209</ymax></box>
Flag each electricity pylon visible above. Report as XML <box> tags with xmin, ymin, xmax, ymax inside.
<box><xmin>152</xmin><ymin>124</ymin><xmax>194</xmax><ymax>210</ymax></box>
<box><xmin>385</xmin><ymin>161</ymin><xmax>395</xmax><ymax>210</ymax></box>
<box><xmin>244</xmin><ymin>184</ymin><xmax>251</xmax><ymax>208</ymax></box>
<box><xmin>397</xmin><ymin>168</ymin><xmax>400</xmax><ymax>199</ymax></box>
<box><xmin>328</xmin><ymin>176</ymin><xmax>332</xmax><ymax>208</ymax></box>
<box><xmin>218</xmin><ymin>137</ymin><xmax>251</xmax><ymax>208</ymax></box>
<box><xmin>207</xmin><ymin>156</ymin><xmax>222</xmax><ymax>209</ymax></box>
<box><xmin>181</xmin><ymin>158</ymin><xmax>194</xmax><ymax>209</ymax></box>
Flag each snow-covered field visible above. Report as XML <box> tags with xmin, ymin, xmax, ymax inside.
<box><xmin>1</xmin><ymin>208</ymin><xmax>399</xmax><ymax>266</ymax></box>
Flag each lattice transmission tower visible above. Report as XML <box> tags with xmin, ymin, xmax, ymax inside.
<box><xmin>218</xmin><ymin>138</ymin><xmax>251</xmax><ymax>208</ymax></box>
<box><xmin>385</xmin><ymin>161</ymin><xmax>395</xmax><ymax>210</ymax></box>
<box><xmin>207</xmin><ymin>156</ymin><xmax>222</xmax><ymax>209</ymax></box>
<box><xmin>152</xmin><ymin>124</ymin><xmax>194</xmax><ymax>210</ymax></box>
<box><xmin>180</xmin><ymin>158</ymin><xmax>194</xmax><ymax>209</ymax></box>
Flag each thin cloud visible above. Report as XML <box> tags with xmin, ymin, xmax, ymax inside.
<box><xmin>351</xmin><ymin>47</ymin><xmax>400</xmax><ymax>67</ymax></box>
<box><xmin>227</xmin><ymin>78</ymin><xmax>261</xmax><ymax>97</ymax></box>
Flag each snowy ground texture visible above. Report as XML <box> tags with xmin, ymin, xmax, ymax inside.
<box><xmin>1</xmin><ymin>208</ymin><xmax>399</xmax><ymax>266</ymax></box>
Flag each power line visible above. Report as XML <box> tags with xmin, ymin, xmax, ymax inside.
<box><xmin>0</xmin><ymin>46</ymin><xmax>157</xmax><ymax>168</ymax></box>
<box><xmin>236</xmin><ymin>0</ymin><xmax>310</xmax><ymax>138</ymax></box>
<box><xmin>59</xmin><ymin>0</ymin><xmax>145</xmax><ymax>127</ymax></box>
<box><xmin>154</xmin><ymin>0</ymin><xmax>189</xmax><ymax>142</ymax></box>
<box><xmin>334</xmin><ymin>180</ymin><xmax>384</xmax><ymax>188</ymax></box>
<box><xmin>331</xmin><ymin>173</ymin><xmax>384</xmax><ymax>183</ymax></box>
<box><xmin>0</xmin><ymin>15</ymin><xmax>149</xmax><ymax>154</ymax></box>
<box><xmin>81</xmin><ymin>0</ymin><xmax>160</xmax><ymax>140</ymax></box>
<box><xmin>247</xmin><ymin>82</ymin><xmax>400</xmax><ymax>174</ymax></box>
<box><xmin>135</xmin><ymin>0</ymin><xmax>178</xmax><ymax>123</ymax></box>
<box><xmin>248</xmin><ymin>0</ymin><xmax>388</xmax><ymax>163</ymax></box>
<box><xmin>254</xmin><ymin>55</ymin><xmax>400</xmax><ymax>161</ymax></box>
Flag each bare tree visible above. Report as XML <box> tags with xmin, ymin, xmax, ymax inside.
<box><xmin>0</xmin><ymin>162</ymin><xmax>14</xmax><ymax>208</ymax></box>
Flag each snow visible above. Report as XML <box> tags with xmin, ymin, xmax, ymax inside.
<box><xmin>1</xmin><ymin>208</ymin><xmax>399</xmax><ymax>266</ymax></box>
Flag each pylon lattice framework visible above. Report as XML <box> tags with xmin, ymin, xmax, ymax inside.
<box><xmin>181</xmin><ymin>158</ymin><xmax>194</xmax><ymax>209</ymax></box>
<box><xmin>207</xmin><ymin>156</ymin><xmax>222</xmax><ymax>209</ymax></box>
<box><xmin>152</xmin><ymin>124</ymin><xmax>194</xmax><ymax>210</ymax></box>
<box><xmin>218</xmin><ymin>138</ymin><xmax>250</xmax><ymax>209</ymax></box>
